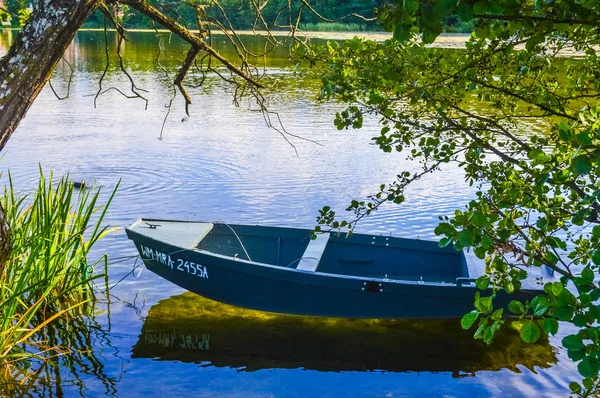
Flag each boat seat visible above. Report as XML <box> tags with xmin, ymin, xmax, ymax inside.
<box><xmin>296</xmin><ymin>233</ymin><xmax>330</xmax><ymax>272</ymax></box>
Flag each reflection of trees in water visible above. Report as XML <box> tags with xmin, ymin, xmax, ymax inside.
<box><xmin>0</xmin><ymin>301</ymin><xmax>122</xmax><ymax>398</ymax></box>
<box><xmin>46</xmin><ymin>31</ymin><xmax>294</xmax><ymax>73</ymax></box>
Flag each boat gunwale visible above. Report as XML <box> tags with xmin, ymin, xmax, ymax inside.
<box><xmin>128</xmin><ymin>218</ymin><xmax>460</xmax><ymax>253</ymax></box>
<box><xmin>126</xmin><ymin>219</ymin><xmax>474</xmax><ymax>290</ymax></box>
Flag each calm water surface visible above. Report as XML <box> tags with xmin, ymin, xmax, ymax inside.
<box><xmin>0</xmin><ymin>31</ymin><xmax>579</xmax><ymax>397</ymax></box>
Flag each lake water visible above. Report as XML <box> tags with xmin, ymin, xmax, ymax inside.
<box><xmin>0</xmin><ymin>30</ymin><xmax>580</xmax><ymax>397</ymax></box>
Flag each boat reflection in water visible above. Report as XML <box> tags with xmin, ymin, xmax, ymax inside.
<box><xmin>132</xmin><ymin>292</ymin><xmax>556</xmax><ymax>376</ymax></box>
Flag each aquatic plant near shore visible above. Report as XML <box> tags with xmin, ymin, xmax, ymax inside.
<box><xmin>0</xmin><ymin>169</ymin><xmax>118</xmax><ymax>365</ymax></box>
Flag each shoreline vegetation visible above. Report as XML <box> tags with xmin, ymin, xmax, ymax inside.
<box><xmin>2</xmin><ymin>28</ymin><xmax>587</xmax><ymax>56</ymax></box>
<box><xmin>0</xmin><ymin>170</ymin><xmax>117</xmax><ymax>388</ymax></box>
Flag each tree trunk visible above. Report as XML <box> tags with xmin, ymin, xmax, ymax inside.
<box><xmin>0</xmin><ymin>0</ymin><xmax>99</xmax><ymax>150</ymax></box>
<box><xmin>0</xmin><ymin>0</ymin><xmax>99</xmax><ymax>267</ymax></box>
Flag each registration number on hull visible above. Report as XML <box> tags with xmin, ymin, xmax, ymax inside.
<box><xmin>140</xmin><ymin>245</ymin><xmax>209</xmax><ymax>279</ymax></box>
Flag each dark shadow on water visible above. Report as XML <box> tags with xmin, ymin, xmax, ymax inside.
<box><xmin>132</xmin><ymin>292</ymin><xmax>557</xmax><ymax>376</ymax></box>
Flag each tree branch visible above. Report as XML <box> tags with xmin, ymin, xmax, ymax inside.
<box><xmin>174</xmin><ymin>46</ymin><xmax>200</xmax><ymax>117</ymax></box>
<box><xmin>120</xmin><ymin>0</ymin><xmax>264</xmax><ymax>89</ymax></box>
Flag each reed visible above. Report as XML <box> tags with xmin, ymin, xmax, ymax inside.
<box><xmin>0</xmin><ymin>169</ymin><xmax>117</xmax><ymax>365</ymax></box>
<box><xmin>299</xmin><ymin>22</ymin><xmax>370</xmax><ymax>32</ymax></box>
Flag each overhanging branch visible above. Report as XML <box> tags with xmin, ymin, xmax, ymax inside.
<box><xmin>175</xmin><ymin>46</ymin><xmax>200</xmax><ymax>116</ymax></box>
<box><xmin>119</xmin><ymin>0</ymin><xmax>264</xmax><ymax>89</ymax></box>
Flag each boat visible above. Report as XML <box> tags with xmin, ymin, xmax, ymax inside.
<box><xmin>125</xmin><ymin>218</ymin><xmax>555</xmax><ymax>318</ymax></box>
<box><xmin>132</xmin><ymin>292</ymin><xmax>556</xmax><ymax>374</ymax></box>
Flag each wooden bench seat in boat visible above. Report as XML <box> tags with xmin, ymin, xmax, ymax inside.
<box><xmin>296</xmin><ymin>233</ymin><xmax>330</xmax><ymax>272</ymax></box>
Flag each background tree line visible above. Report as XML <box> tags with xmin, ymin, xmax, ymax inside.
<box><xmin>0</xmin><ymin>0</ymin><xmax>476</xmax><ymax>32</ymax></box>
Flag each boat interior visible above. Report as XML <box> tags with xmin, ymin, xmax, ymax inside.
<box><xmin>128</xmin><ymin>218</ymin><xmax>561</xmax><ymax>290</ymax></box>
<box><xmin>130</xmin><ymin>219</ymin><xmax>465</xmax><ymax>283</ymax></box>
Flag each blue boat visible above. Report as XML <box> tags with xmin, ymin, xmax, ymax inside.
<box><xmin>125</xmin><ymin>218</ymin><xmax>554</xmax><ymax>318</ymax></box>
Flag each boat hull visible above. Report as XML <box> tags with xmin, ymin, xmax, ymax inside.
<box><xmin>126</xmin><ymin>229</ymin><xmax>536</xmax><ymax>319</ymax></box>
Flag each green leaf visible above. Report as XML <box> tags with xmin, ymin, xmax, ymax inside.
<box><xmin>589</xmin><ymin>305</ymin><xmax>600</xmax><ymax>320</ymax></box>
<box><xmin>403</xmin><ymin>0</ymin><xmax>419</xmax><ymax>13</ymax></box>
<box><xmin>487</xmin><ymin>0</ymin><xmax>503</xmax><ymax>13</ymax></box>
<box><xmin>551</xmin><ymin>282</ymin><xmax>563</xmax><ymax>296</ymax></box>
<box><xmin>461</xmin><ymin>311</ymin><xmax>478</xmax><ymax>329</ymax></box>
<box><xmin>434</xmin><ymin>0</ymin><xmax>455</xmax><ymax>16</ymax></box>
<box><xmin>568</xmin><ymin>348</ymin><xmax>586</xmax><ymax>361</ymax></box>
<box><xmin>458</xmin><ymin>229</ymin><xmax>476</xmax><ymax>247</ymax></box>
<box><xmin>592</xmin><ymin>250</ymin><xmax>600</xmax><ymax>266</ymax></box>
<box><xmin>558</xmin><ymin>120</ymin><xmax>570</xmax><ymax>137</ymax></box>
<box><xmin>520</xmin><ymin>321</ymin><xmax>541</xmax><ymax>343</ymax></box>
<box><xmin>508</xmin><ymin>300</ymin><xmax>525</xmax><ymax>314</ymax></box>
<box><xmin>474</xmin><ymin>245</ymin><xmax>487</xmax><ymax>259</ymax></box>
<box><xmin>470</xmin><ymin>210</ymin><xmax>486</xmax><ymax>227</ymax></box>
<box><xmin>576</xmin><ymin>132</ymin><xmax>593</xmax><ymax>146</ymax></box>
<box><xmin>527</xmin><ymin>148</ymin><xmax>546</xmax><ymax>161</ymax></box>
<box><xmin>491</xmin><ymin>308</ymin><xmax>503</xmax><ymax>321</ymax></box>
<box><xmin>531</xmin><ymin>296</ymin><xmax>549</xmax><ymax>316</ymax></box>
<box><xmin>434</xmin><ymin>222</ymin><xmax>456</xmax><ymax>235</ymax></box>
<box><xmin>543</xmin><ymin>318</ymin><xmax>559</xmax><ymax>335</ymax></box>
<box><xmin>562</xmin><ymin>334</ymin><xmax>584</xmax><ymax>350</ymax></box>
<box><xmin>472</xmin><ymin>1</ymin><xmax>488</xmax><ymax>14</ymax></box>
<box><xmin>526</xmin><ymin>34</ymin><xmax>545</xmax><ymax>51</ymax></box>
<box><xmin>483</xmin><ymin>326</ymin><xmax>496</xmax><ymax>344</ymax></box>
<box><xmin>456</xmin><ymin>2</ymin><xmax>473</xmax><ymax>21</ymax></box>
<box><xmin>474</xmin><ymin>22</ymin><xmax>490</xmax><ymax>39</ymax></box>
<box><xmin>422</xmin><ymin>24</ymin><xmax>442</xmax><ymax>44</ymax></box>
<box><xmin>572</xmin><ymin>155</ymin><xmax>593</xmax><ymax>175</ymax></box>
<box><xmin>569</xmin><ymin>382</ymin><xmax>582</xmax><ymax>394</ymax></box>
<box><xmin>476</xmin><ymin>275</ymin><xmax>490</xmax><ymax>290</ymax></box>
<box><xmin>573</xmin><ymin>313</ymin><xmax>588</xmax><ymax>327</ymax></box>
<box><xmin>473</xmin><ymin>318</ymin><xmax>487</xmax><ymax>339</ymax></box>
<box><xmin>476</xmin><ymin>295</ymin><xmax>493</xmax><ymax>314</ymax></box>
<box><xmin>578</xmin><ymin>356</ymin><xmax>600</xmax><ymax>379</ymax></box>
<box><xmin>582</xmin><ymin>267</ymin><xmax>595</xmax><ymax>284</ymax></box>
<box><xmin>504</xmin><ymin>280</ymin><xmax>514</xmax><ymax>294</ymax></box>
<box><xmin>438</xmin><ymin>236</ymin><xmax>453</xmax><ymax>248</ymax></box>
<box><xmin>420</xmin><ymin>4</ymin><xmax>436</xmax><ymax>26</ymax></box>
<box><xmin>481</xmin><ymin>235</ymin><xmax>492</xmax><ymax>249</ymax></box>
<box><xmin>393</xmin><ymin>23</ymin><xmax>411</xmax><ymax>42</ymax></box>
<box><xmin>555</xmin><ymin>305</ymin><xmax>574</xmax><ymax>321</ymax></box>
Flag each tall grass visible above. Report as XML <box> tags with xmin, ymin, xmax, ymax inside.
<box><xmin>0</xmin><ymin>169</ymin><xmax>117</xmax><ymax>366</ymax></box>
<box><xmin>299</xmin><ymin>22</ymin><xmax>370</xmax><ymax>32</ymax></box>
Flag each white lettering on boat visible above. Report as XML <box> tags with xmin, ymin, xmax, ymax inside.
<box><xmin>140</xmin><ymin>245</ymin><xmax>209</xmax><ymax>279</ymax></box>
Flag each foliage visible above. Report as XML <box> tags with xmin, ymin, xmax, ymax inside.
<box><xmin>304</xmin><ymin>0</ymin><xmax>600</xmax><ymax>393</ymax></box>
<box><xmin>0</xmin><ymin>169</ymin><xmax>117</xmax><ymax>366</ymax></box>
<box><xmin>1</xmin><ymin>0</ymin><xmax>28</xmax><ymax>27</ymax></box>
<box><xmin>80</xmin><ymin>0</ymin><xmax>385</xmax><ymax>31</ymax></box>
<box><xmin>77</xmin><ymin>0</ymin><xmax>472</xmax><ymax>33</ymax></box>
<box><xmin>0</xmin><ymin>10</ymin><xmax>10</xmax><ymax>24</ymax></box>
<box><xmin>16</xmin><ymin>7</ymin><xmax>30</xmax><ymax>27</ymax></box>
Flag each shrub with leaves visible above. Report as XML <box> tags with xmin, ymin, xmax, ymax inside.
<box><xmin>303</xmin><ymin>0</ymin><xmax>600</xmax><ymax>394</ymax></box>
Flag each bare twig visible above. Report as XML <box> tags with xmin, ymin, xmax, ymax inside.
<box><xmin>175</xmin><ymin>46</ymin><xmax>200</xmax><ymax>116</ymax></box>
<box><xmin>48</xmin><ymin>57</ymin><xmax>74</xmax><ymax>100</ymax></box>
